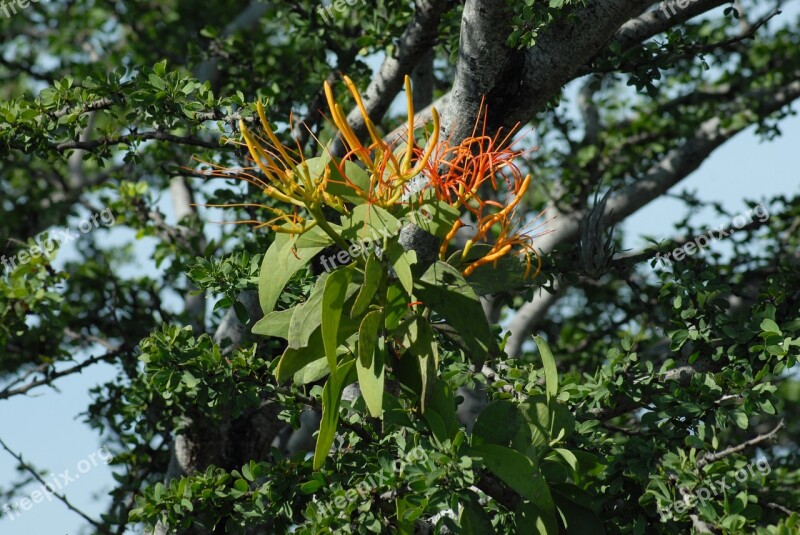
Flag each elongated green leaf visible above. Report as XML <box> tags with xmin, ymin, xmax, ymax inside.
<box><xmin>289</xmin><ymin>271</ymin><xmax>360</xmax><ymax>350</ymax></box>
<box><xmin>276</xmin><ymin>329</ymin><xmax>324</xmax><ymax>384</ymax></box>
<box><xmin>428</xmin><ymin>379</ymin><xmax>459</xmax><ymax>439</ymax></box>
<box><xmin>470</xmin><ymin>444</ymin><xmax>555</xmax><ymax>530</ymax></box>
<box><xmin>258</xmin><ymin>233</ymin><xmax>324</xmax><ymax>314</ymax></box>
<box><xmin>550</xmin><ymin>484</ymin><xmax>605</xmax><ymax>535</ymax></box>
<box><xmin>288</xmin><ymin>274</ymin><xmax>328</xmax><ymax>349</ymax></box>
<box><xmin>322</xmin><ymin>267</ymin><xmax>354</xmax><ymax>376</ymax></box>
<box><xmin>356</xmin><ymin>310</ymin><xmax>384</xmax><ymax>418</ymax></box>
<box><xmin>326</xmin><ymin>160</ymin><xmax>371</xmax><ymax>205</ymax></box>
<box><xmin>516</xmin><ymin>501</ymin><xmax>559</xmax><ymax>535</ymax></box>
<box><xmin>351</xmin><ymin>252</ymin><xmax>384</xmax><ymax>319</ymax></box>
<box><xmin>396</xmin><ymin>316</ymin><xmax>437</xmax><ymax>411</ymax></box>
<box><xmin>384</xmin><ymin>283</ymin><xmax>407</xmax><ymax>330</ymax></box>
<box><xmin>276</xmin><ymin>314</ymin><xmax>361</xmax><ymax>383</ymax></box>
<box><xmin>452</xmin><ymin>244</ymin><xmax>532</xmax><ymax>296</ymax></box>
<box><xmin>294</xmin><ymin>358</ymin><xmax>330</xmax><ymax>385</ymax></box>
<box><xmin>415</xmin><ymin>261</ymin><xmax>493</xmax><ymax>365</ymax></box>
<box><xmin>518</xmin><ymin>395</ymin><xmax>575</xmax><ymax>449</ymax></box>
<box><xmin>473</xmin><ymin>400</ymin><xmax>521</xmax><ymax>446</ymax></box>
<box><xmin>533</xmin><ymin>336</ymin><xmax>559</xmax><ymax>401</ymax></box>
<box><xmin>313</xmin><ymin>358</ymin><xmax>356</xmax><ymax>470</ymax></box>
<box><xmin>387</xmin><ymin>242</ymin><xmax>417</xmax><ymax>296</ymax></box>
<box><xmin>292</xmin><ymin>223</ymin><xmax>340</xmax><ymax>249</ymax></box>
<box><xmin>459</xmin><ymin>491</ymin><xmax>495</xmax><ymax>534</ymax></box>
<box><xmin>251</xmin><ymin>308</ymin><xmax>294</xmax><ymax>339</ymax></box>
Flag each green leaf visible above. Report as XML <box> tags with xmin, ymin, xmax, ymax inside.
<box><xmin>314</xmin><ymin>358</ymin><xmax>357</xmax><ymax>470</ymax></box>
<box><xmin>533</xmin><ymin>336</ymin><xmax>559</xmax><ymax>401</ymax></box>
<box><xmin>326</xmin><ymin>160</ymin><xmax>371</xmax><ymax>205</ymax></box>
<box><xmin>400</xmin><ymin>200</ymin><xmax>460</xmax><ymax>240</ymax></box>
<box><xmin>257</xmin><ymin>233</ymin><xmax>324</xmax><ymax>314</ymax></box>
<box><xmin>396</xmin><ymin>316</ymin><xmax>438</xmax><ymax>411</ymax></box>
<box><xmin>292</xmin><ymin>223</ymin><xmax>339</xmax><ymax>249</ymax></box>
<box><xmin>384</xmin><ymin>283</ymin><xmax>407</xmax><ymax>330</ymax></box>
<box><xmin>251</xmin><ymin>308</ymin><xmax>294</xmax><ymax>339</ymax></box>
<box><xmin>473</xmin><ymin>400</ymin><xmax>521</xmax><ymax>446</ymax></box>
<box><xmin>288</xmin><ymin>274</ymin><xmax>329</xmax><ymax>349</ymax></box>
<box><xmin>459</xmin><ymin>492</ymin><xmax>495</xmax><ymax>534</ymax></box>
<box><xmin>414</xmin><ymin>261</ymin><xmax>493</xmax><ymax>365</ymax></box>
<box><xmin>294</xmin><ymin>357</ymin><xmax>331</xmax><ymax>385</ymax></box>
<box><xmin>351</xmin><ymin>252</ymin><xmax>384</xmax><ymax>318</ymax></box>
<box><xmin>387</xmin><ymin>242</ymin><xmax>417</xmax><ymax>296</ymax></box>
<box><xmin>276</xmin><ymin>329</ymin><xmax>325</xmax><ymax>384</ymax></box>
<box><xmin>427</xmin><ymin>379</ymin><xmax>459</xmax><ymax>440</ymax></box>
<box><xmin>276</xmin><ymin>314</ymin><xmax>361</xmax><ymax>383</ymax></box>
<box><xmin>463</xmin><ymin>252</ymin><xmax>533</xmax><ymax>295</ymax></box>
<box><xmin>761</xmin><ymin>318</ymin><xmax>782</xmax><ymax>335</ymax></box>
<box><xmin>519</xmin><ymin>395</ymin><xmax>574</xmax><ymax>449</ymax></box>
<box><xmin>322</xmin><ymin>267</ymin><xmax>354</xmax><ymax>376</ymax></box>
<box><xmin>340</xmin><ymin>204</ymin><xmax>401</xmax><ymax>244</ymax></box>
<box><xmin>516</xmin><ymin>501</ymin><xmax>559</xmax><ymax>535</ymax></box>
<box><xmin>357</xmin><ymin>310</ymin><xmax>385</xmax><ymax>418</ymax></box>
<box><xmin>469</xmin><ymin>444</ymin><xmax>554</xmax><ymax>514</ymax></box>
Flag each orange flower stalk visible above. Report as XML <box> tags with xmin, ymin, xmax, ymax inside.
<box><xmin>197</xmin><ymin>75</ymin><xmax>440</xmax><ymax>243</ymax></box>
<box><xmin>323</xmin><ymin>75</ymin><xmax>440</xmax><ymax>208</ymax></box>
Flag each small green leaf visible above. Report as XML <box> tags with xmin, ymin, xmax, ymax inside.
<box><xmin>533</xmin><ymin>336</ymin><xmax>559</xmax><ymax>401</ymax></box>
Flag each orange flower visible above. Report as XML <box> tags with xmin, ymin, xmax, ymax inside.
<box><xmin>413</xmin><ymin>103</ymin><xmax>548</xmax><ymax>279</ymax></box>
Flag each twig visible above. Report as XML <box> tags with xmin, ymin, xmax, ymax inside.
<box><xmin>0</xmin><ymin>436</ymin><xmax>113</xmax><ymax>534</ymax></box>
<box><xmin>766</xmin><ymin>502</ymin><xmax>796</xmax><ymax>516</ymax></box>
<box><xmin>696</xmin><ymin>420</ymin><xmax>784</xmax><ymax>469</ymax></box>
<box><xmin>0</xmin><ymin>350</ymin><xmax>122</xmax><ymax>401</ymax></box>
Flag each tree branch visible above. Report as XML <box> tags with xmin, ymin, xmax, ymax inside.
<box><xmin>0</xmin><ymin>436</ymin><xmax>113</xmax><ymax>534</ymax></box>
<box><xmin>696</xmin><ymin>420</ymin><xmax>784</xmax><ymax>469</ymax></box>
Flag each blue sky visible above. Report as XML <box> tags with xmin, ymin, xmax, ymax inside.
<box><xmin>2</xmin><ymin>5</ymin><xmax>800</xmax><ymax>534</ymax></box>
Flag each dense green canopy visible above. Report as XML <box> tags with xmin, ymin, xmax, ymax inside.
<box><xmin>1</xmin><ymin>0</ymin><xmax>799</xmax><ymax>533</ymax></box>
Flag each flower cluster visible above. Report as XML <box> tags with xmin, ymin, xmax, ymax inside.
<box><xmin>419</xmin><ymin>113</ymin><xmax>549</xmax><ymax>278</ymax></box>
<box><xmin>199</xmin><ymin>76</ymin><xmax>549</xmax><ymax>279</ymax></box>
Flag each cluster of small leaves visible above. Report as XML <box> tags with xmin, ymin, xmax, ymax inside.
<box><xmin>507</xmin><ymin>0</ymin><xmax>587</xmax><ymax>49</ymax></box>
<box><xmin>129</xmin><ymin>460</ymin><xmax>298</xmax><ymax>534</ymax></box>
<box><xmin>138</xmin><ymin>325</ymin><xmax>272</xmax><ymax>426</ymax></box>
<box><xmin>189</xmin><ymin>251</ymin><xmax>262</xmax><ymax>321</ymax></box>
